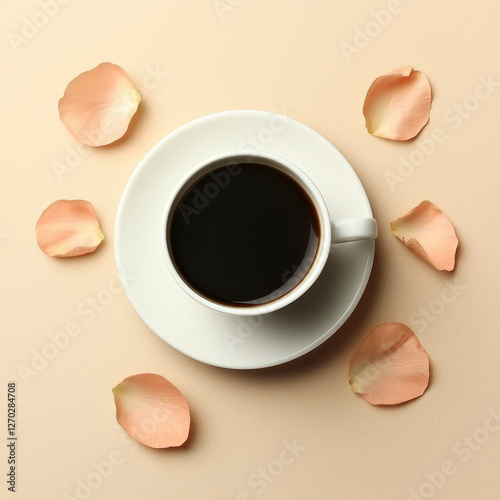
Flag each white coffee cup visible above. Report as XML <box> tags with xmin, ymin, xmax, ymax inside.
<box><xmin>161</xmin><ymin>150</ymin><xmax>377</xmax><ymax>316</ymax></box>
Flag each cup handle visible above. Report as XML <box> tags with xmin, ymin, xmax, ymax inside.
<box><xmin>330</xmin><ymin>218</ymin><xmax>378</xmax><ymax>243</ymax></box>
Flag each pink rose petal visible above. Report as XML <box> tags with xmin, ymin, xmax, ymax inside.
<box><xmin>391</xmin><ymin>200</ymin><xmax>458</xmax><ymax>271</ymax></box>
<box><xmin>349</xmin><ymin>323</ymin><xmax>430</xmax><ymax>406</ymax></box>
<box><xmin>112</xmin><ymin>373</ymin><xmax>190</xmax><ymax>449</ymax></box>
<box><xmin>58</xmin><ymin>62</ymin><xmax>141</xmax><ymax>146</ymax></box>
<box><xmin>363</xmin><ymin>66</ymin><xmax>432</xmax><ymax>140</ymax></box>
<box><xmin>35</xmin><ymin>200</ymin><xmax>104</xmax><ymax>257</ymax></box>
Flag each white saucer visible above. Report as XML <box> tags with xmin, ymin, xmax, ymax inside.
<box><xmin>114</xmin><ymin>110</ymin><xmax>375</xmax><ymax>369</ymax></box>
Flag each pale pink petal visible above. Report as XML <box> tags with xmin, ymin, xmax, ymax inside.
<box><xmin>363</xmin><ymin>66</ymin><xmax>431</xmax><ymax>140</ymax></box>
<box><xmin>112</xmin><ymin>373</ymin><xmax>190</xmax><ymax>449</ymax></box>
<box><xmin>391</xmin><ymin>200</ymin><xmax>458</xmax><ymax>271</ymax></box>
<box><xmin>349</xmin><ymin>323</ymin><xmax>430</xmax><ymax>405</ymax></box>
<box><xmin>35</xmin><ymin>200</ymin><xmax>104</xmax><ymax>257</ymax></box>
<box><xmin>58</xmin><ymin>62</ymin><xmax>141</xmax><ymax>146</ymax></box>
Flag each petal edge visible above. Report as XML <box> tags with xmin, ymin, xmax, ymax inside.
<box><xmin>390</xmin><ymin>200</ymin><xmax>458</xmax><ymax>271</ymax></box>
<box><xmin>349</xmin><ymin>322</ymin><xmax>430</xmax><ymax>405</ymax></box>
<box><xmin>113</xmin><ymin>373</ymin><xmax>190</xmax><ymax>449</ymax></box>
<box><xmin>58</xmin><ymin>62</ymin><xmax>141</xmax><ymax>147</ymax></box>
<box><xmin>363</xmin><ymin>66</ymin><xmax>432</xmax><ymax>140</ymax></box>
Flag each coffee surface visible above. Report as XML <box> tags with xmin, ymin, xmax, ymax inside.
<box><xmin>169</xmin><ymin>162</ymin><xmax>320</xmax><ymax>305</ymax></box>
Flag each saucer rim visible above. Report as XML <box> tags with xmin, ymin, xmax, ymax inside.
<box><xmin>114</xmin><ymin>110</ymin><xmax>375</xmax><ymax>369</ymax></box>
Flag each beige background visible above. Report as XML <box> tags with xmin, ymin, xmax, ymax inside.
<box><xmin>2</xmin><ymin>1</ymin><xmax>500</xmax><ymax>499</ymax></box>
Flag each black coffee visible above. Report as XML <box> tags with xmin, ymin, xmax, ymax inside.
<box><xmin>169</xmin><ymin>162</ymin><xmax>320</xmax><ymax>306</ymax></box>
